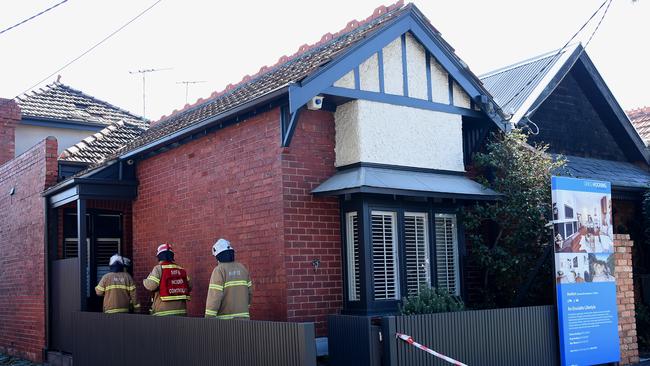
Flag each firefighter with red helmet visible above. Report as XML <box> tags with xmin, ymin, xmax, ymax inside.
<box><xmin>143</xmin><ymin>243</ymin><xmax>191</xmax><ymax>316</ymax></box>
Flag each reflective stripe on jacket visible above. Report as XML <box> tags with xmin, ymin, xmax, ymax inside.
<box><xmin>143</xmin><ymin>262</ymin><xmax>192</xmax><ymax>316</ymax></box>
<box><xmin>205</xmin><ymin>261</ymin><xmax>252</xmax><ymax>319</ymax></box>
<box><xmin>96</xmin><ymin>271</ymin><xmax>140</xmax><ymax>313</ymax></box>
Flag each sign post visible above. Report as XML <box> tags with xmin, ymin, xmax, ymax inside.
<box><xmin>551</xmin><ymin>176</ymin><xmax>620</xmax><ymax>366</ymax></box>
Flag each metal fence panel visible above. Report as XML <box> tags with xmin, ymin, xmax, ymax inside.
<box><xmin>50</xmin><ymin>258</ymin><xmax>80</xmax><ymax>353</ymax></box>
<box><xmin>72</xmin><ymin>312</ymin><xmax>316</xmax><ymax>366</ymax></box>
<box><xmin>389</xmin><ymin>305</ymin><xmax>559</xmax><ymax>366</ymax></box>
<box><xmin>328</xmin><ymin>315</ymin><xmax>381</xmax><ymax>366</ymax></box>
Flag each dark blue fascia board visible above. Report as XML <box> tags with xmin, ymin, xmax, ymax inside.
<box><xmin>289</xmin><ymin>15</ymin><xmax>412</xmax><ymax>114</ymax></box>
<box><xmin>281</xmin><ymin>107</ymin><xmax>301</xmax><ymax>147</ymax></box>
<box><xmin>288</xmin><ymin>7</ymin><xmax>505</xmax><ymax>131</ymax></box>
<box><xmin>48</xmin><ymin>179</ymin><xmax>137</xmax><ymax>208</ymax></box>
<box><xmin>21</xmin><ymin>117</ymin><xmax>106</xmax><ymax>131</ymax></box>
<box><xmin>323</xmin><ymin>86</ymin><xmax>483</xmax><ymax>118</ymax></box>
<box><xmin>121</xmin><ymin>87</ymin><xmax>288</xmax><ymax>160</ymax></box>
<box><xmin>574</xmin><ymin>53</ymin><xmax>650</xmax><ymax>164</ymax></box>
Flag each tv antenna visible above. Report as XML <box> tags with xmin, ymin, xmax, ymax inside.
<box><xmin>129</xmin><ymin>67</ymin><xmax>172</xmax><ymax>118</ymax></box>
<box><xmin>176</xmin><ymin>80</ymin><xmax>207</xmax><ymax>104</ymax></box>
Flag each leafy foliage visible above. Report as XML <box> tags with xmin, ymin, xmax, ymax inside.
<box><xmin>399</xmin><ymin>286</ymin><xmax>464</xmax><ymax>315</ymax></box>
<box><xmin>463</xmin><ymin>129</ymin><xmax>565</xmax><ymax>308</ymax></box>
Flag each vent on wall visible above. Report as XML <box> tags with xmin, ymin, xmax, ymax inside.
<box><xmin>346</xmin><ymin>212</ymin><xmax>361</xmax><ymax>301</ymax></box>
<box><xmin>405</xmin><ymin>212</ymin><xmax>431</xmax><ymax>296</ymax></box>
<box><xmin>435</xmin><ymin>213</ymin><xmax>460</xmax><ymax>295</ymax></box>
<box><xmin>371</xmin><ymin>211</ymin><xmax>399</xmax><ymax>300</ymax></box>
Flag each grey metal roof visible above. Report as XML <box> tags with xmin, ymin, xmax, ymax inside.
<box><xmin>559</xmin><ymin>155</ymin><xmax>650</xmax><ymax>189</ymax></box>
<box><xmin>16</xmin><ymin>82</ymin><xmax>145</xmax><ymax>126</ymax></box>
<box><xmin>479</xmin><ymin>46</ymin><xmax>578</xmax><ymax>116</ymax></box>
<box><xmin>312</xmin><ymin>166</ymin><xmax>501</xmax><ymax>199</ymax></box>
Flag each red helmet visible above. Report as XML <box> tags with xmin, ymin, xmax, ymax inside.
<box><xmin>156</xmin><ymin>243</ymin><xmax>174</xmax><ymax>256</ymax></box>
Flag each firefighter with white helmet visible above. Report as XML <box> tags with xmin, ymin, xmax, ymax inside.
<box><xmin>205</xmin><ymin>239</ymin><xmax>252</xmax><ymax>319</ymax></box>
<box><xmin>143</xmin><ymin>243</ymin><xmax>192</xmax><ymax>316</ymax></box>
<box><xmin>95</xmin><ymin>254</ymin><xmax>140</xmax><ymax>313</ymax></box>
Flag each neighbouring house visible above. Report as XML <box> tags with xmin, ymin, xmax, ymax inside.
<box><xmin>7</xmin><ymin>81</ymin><xmax>147</xmax><ymax>161</ymax></box>
<box><xmin>480</xmin><ymin>45</ymin><xmax>649</xmax><ymax>362</ymax></box>
<box><xmin>0</xmin><ymin>1</ymin><xmax>644</xmax><ymax>364</ymax></box>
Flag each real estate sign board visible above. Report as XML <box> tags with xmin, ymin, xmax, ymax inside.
<box><xmin>551</xmin><ymin>176</ymin><xmax>620</xmax><ymax>366</ymax></box>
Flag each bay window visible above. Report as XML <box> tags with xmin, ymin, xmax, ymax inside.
<box><xmin>341</xmin><ymin>197</ymin><xmax>463</xmax><ymax>314</ymax></box>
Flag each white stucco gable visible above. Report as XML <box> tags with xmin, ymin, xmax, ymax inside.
<box><xmin>335</xmin><ymin>100</ymin><xmax>465</xmax><ymax>171</ymax></box>
<box><xmin>332</xmin><ymin>32</ymin><xmax>472</xmax><ymax>109</ymax></box>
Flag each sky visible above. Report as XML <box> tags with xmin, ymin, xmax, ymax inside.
<box><xmin>0</xmin><ymin>0</ymin><xmax>648</xmax><ymax>121</ymax></box>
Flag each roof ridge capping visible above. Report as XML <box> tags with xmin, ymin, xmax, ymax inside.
<box><xmin>153</xmin><ymin>0</ymin><xmax>406</xmax><ymax>124</ymax></box>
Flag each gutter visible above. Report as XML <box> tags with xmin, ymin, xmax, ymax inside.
<box><xmin>121</xmin><ymin>86</ymin><xmax>289</xmax><ymax>160</ymax></box>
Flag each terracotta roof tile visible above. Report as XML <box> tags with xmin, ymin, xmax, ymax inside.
<box><xmin>16</xmin><ymin>82</ymin><xmax>145</xmax><ymax>126</ymax></box>
<box><xmin>628</xmin><ymin>106</ymin><xmax>650</xmax><ymax>142</ymax></box>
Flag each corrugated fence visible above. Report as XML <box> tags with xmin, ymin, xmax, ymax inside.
<box><xmin>330</xmin><ymin>305</ymin><xmax>559</xmax><ymax>366</ymax></box>
<box><xmin>72</xmin><ymin>312</ymin><xmax>316</xmax><ymax>366</ymax></box>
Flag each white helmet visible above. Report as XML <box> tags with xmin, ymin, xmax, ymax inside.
<box><xmin>212</xmin><ymin>238</ymin><xmax>234</xmax><ymax>257</ymax></box>
<box><xmin>109</xmin><ymin>254</ymin><xmax>125</xmax><ymax>266</ymax></box>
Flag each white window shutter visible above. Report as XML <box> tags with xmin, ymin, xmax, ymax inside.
<box><xmin>404</xmin><ymin>212</ymin><xmax>431</xmax><ymax>296</ymax></box>
<box><xmin>371</xmin><ymin>211</ymin><xmax>399</xmax><ymax>300</ymax></box>
<box><xmin>345</xmin><ymin>212</ymin><xmax>361</xmax><ymax>301</ymax></box>
<box><xmin>434</xmin><ymin>213</ymin><xmax>460</xmax><ymax>296</ymax></box>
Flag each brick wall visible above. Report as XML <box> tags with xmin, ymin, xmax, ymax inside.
<box><xmin>281</xmin><ymin>109</ymin><xmax>341</xmax><ymax>335</ymax></box>
<box><xmin>0</xmin><ymin>99</ymin><xmax>20</xmax><ymax>165</ymax></box>
<box><xmin>132</xmin><ymin>109</ymin><xmax>287</xmax><ymax>320</ymax></box>
<box><xmin>615</xmin><ymin>234</ymin><xmax>639</xmax><ymax>365</ymax></box>
<box><xmin>0</xmin><ymin>137</ymin><xmax>58</xmax><ymax>362</ymax></box>
<box><xmin>531</xmin><ymin>70</ymin><xmax>627</xmax><ymax>161</ymax></box>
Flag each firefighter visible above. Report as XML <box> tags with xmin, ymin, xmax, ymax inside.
<box><xmin>143</xmin><ymin>243</ymin><xmax>191</xmax><ymax>316</ymax></box>
<box><xmin>95</xmin><ymin>254</ymin><xmax>140</xmax><ymax>314</ymax></box>
<box><xmin>205</xmin><ymin>239</ymin><xmax>252</xmax><ymax>319</ymax></box>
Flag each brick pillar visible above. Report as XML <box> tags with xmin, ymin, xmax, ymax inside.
<box><xmin>615</xmin><ymin>234</ymin><xmax>639</xmax><ymax>365</ymax></box>
<box><xmin>0</xmin><ymin>98</ymin><xmax>20</xmax><ymax>165</ymax></box>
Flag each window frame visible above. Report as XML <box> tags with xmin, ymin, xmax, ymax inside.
<box><xmin>340</xmin><ymin>194</ymin><xmax>465</xmax><ymax>315</ymax></box>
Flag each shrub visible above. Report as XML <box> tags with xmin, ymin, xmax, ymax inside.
<box><xmin>399</xmin><ymin>286</ymin><xmax>465</xmax><ymax>315</ymax></box>
<box><xmin>636</xmin><ymin>302</ymin><xmax>650</xmax><ymax>352</ymax></box>
<box><xmin>463</xmin><ymin>129</ymin><xmax>565</xmax><ymax>308</ymax></box>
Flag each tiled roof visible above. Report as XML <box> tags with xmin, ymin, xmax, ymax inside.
<box><xmin>16</xmin><ymin>81</ymin><xmax>145</xmax><ymax>126</ymax></box>
<box><xmin>59</xmin><ymin>120</ymin><xmax>148</xmax><ymax>164</ymax></box>
<box><xmin>628</xmin><ymin>106</ymin><xmax>650</xmax><ymax>143</ymax></box>
<box><xmin>479</xmin><ymin>45</ymin><xmax>578</xmax><ymax>117</ymax></box>
<box><xmin>560</xmin><ymin>155</ymin><xmax>650</xmax><ymax>189</ymax></box>
<box><xmin>108</xmin><ymin>1</ymin><xmax>410</xmax><ymax>160</ymax></box>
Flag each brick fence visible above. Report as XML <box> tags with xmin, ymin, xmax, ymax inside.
<box><xmin>615</xmin><ymin>234</ymin><xmax>639</xmax><ymax>365</ymax></box>
<box><xmin>0</xmin><ymin>137</ymin><xmax>58</xmax><ymax>362</ymax></box>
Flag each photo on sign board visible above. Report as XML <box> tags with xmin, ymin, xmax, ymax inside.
<box><xmin>589</xmin><ymin>253</ymin><xmax>616</xmax><ymax>283</ymax></box>
<box><xmin>555</xmin><ymin>253</ymin><xmax>589</xmax><ymax>284</ymax></box>
<box><xmin>552</xmin><ymin>189</ymin><xmax>613</xmax><ymax>254</ymax></box>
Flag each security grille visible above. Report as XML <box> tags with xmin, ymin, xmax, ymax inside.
<box><xmin>96</xmin><ymin>238</ymin><xmax>121</xmax><ymax>280</ymax></box>
<box><xmin>346</xmin><ymin>212</ymin><xmax>361</xmax><ymax>301</ymax></box>
<box><xmin>435</xmin><ymin>213</ymin><xmax>460</xmax><ymax>295</ymax></box>
<box><xmin>405</xmin><ymin>212</ymin><xmax>431</xmax><ymax>296</ymax></box>
<box><xmin>371</xmin><ymin>211</ymin><xmax>399</xmax><ymax>300</ymax></box>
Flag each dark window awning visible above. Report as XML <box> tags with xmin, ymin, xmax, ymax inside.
<box><xmin>560</xmin><ymin>155</ymin><xmax>650</xmax><ymax>190</ymax></box>
<box><xmin>312</xmin><ymin>166</ymin><xmax>501</xmax><ymax>200</ymax></box>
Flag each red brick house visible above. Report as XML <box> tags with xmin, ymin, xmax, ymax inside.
<box><xmin>33</xmin><ymin>1</ymin><xmax>508</xmax><ymax>356</ymax></box>
<box><xmin>1</xmin><ymin>1</ymin><xmax>646</xmax><ymax>363</ymax></box>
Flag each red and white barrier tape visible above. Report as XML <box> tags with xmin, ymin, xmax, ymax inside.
<box><xmin>396</xmin><ymin>333</ymin><xmax>468</xmax><ymax>366</ymax></box>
